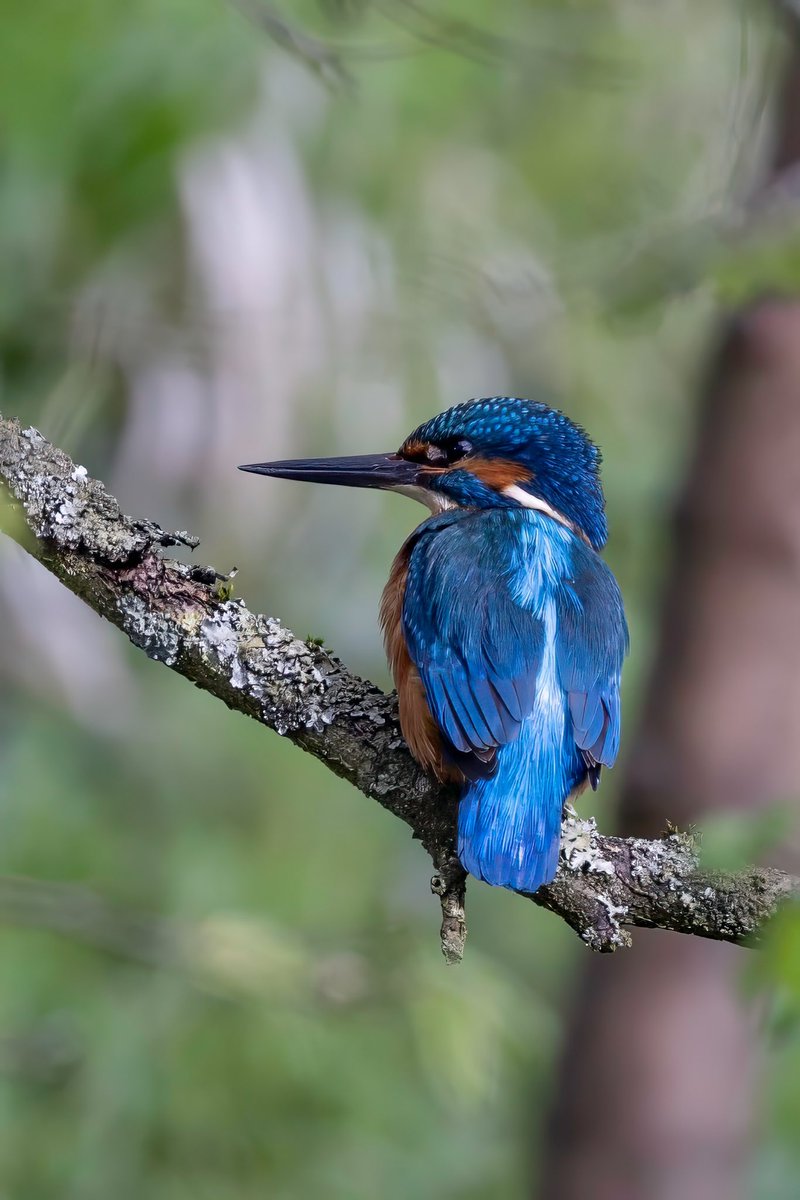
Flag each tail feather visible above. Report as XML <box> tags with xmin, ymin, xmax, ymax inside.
<box><xmin>457</xmin><ymin>726</ymin><xmax>582</xmax><ymax>893</ymax></box>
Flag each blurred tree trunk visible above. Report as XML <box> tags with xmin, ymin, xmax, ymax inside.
<box><xmin>539</xmin><ymin>26</ymin><xmax>800</xmax><ymax>1200</ymax></box>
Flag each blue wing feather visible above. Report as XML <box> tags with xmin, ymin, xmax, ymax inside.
<box><xmin>401</xmin><ymin>507</ymin><xmax>627</xmax><ymax>891</ymax></box>
<box><xmin>402</xmin><ymin>511</ymin><xmax>543</xmax><ymax>774</ymax></box>
<box><xmin>556</xmin><ymin>549</ymin><xmax>628</xmax><ymax>779</ymax></box>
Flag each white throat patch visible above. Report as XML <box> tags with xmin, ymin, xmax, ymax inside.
<box><xmin>390</xmin><ymin>481</ymin><xmax>580</xmax><ymax>530</ymax></box>
<box><xmin>502</xmin><ymin>484</ymin><xmax>575</xmax><ymax>533</ymax></box>
<box><xmin>391</xmin><ymin>484</ymin><xmax>457</xmax><ymax>514</ymax></box>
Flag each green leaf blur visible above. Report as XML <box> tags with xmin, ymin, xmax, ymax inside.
<box><xmin>2</xmin><ymin>1</ymin><xmax>800</xmax><ymax>1197</ymax></box>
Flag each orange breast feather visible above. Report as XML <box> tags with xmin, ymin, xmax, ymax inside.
<box><xmin>380</xmin><ymin>546</ymin><xmax>461</xmax><ymax>784</ymax></box>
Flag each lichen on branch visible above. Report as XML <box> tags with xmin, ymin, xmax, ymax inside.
<box><xmin>0</xmin><ymin>413</ymin><xmax>796</xmax><ymax>963</ymax></box>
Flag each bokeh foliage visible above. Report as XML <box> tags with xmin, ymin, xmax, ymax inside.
<box><xmin>2</xmin><ymin>1</ymin><xmax>799</xmax><ymax>1196</ymax></box>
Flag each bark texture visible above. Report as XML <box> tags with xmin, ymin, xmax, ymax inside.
<box><xmin>1</xmin><ymin>412</ymin><xmax>797</xmax><ymax>965</ymax></box>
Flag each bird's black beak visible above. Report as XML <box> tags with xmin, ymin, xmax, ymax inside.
<box><xmin>238</xmin><ymin>452</ymin><xmax>420</xmax><ymax>491</ymax></box>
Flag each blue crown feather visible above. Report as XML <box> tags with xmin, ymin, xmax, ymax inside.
<box><xmin>408</xmin><ymin>397</ymin><xmax>608</xmax><ymax>549</ymax></box>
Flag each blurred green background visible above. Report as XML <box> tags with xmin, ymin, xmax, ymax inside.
<box><xmin>2</xmin><ymin>1</ymin><xmax>799</xmax><ymax>1196</ymax></box>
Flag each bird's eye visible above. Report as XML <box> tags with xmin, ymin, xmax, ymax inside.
<box><xmin>400</xmin><ymin>438</ymin><xmax>473</xmax><ymax>466</ymax></box>
<box><xmin>444</xmin><ymin>438</ymin><xmax>473</xmax><ymax>463</ymax></box>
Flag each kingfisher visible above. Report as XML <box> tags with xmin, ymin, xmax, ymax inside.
<box><xmin>239</xmin><ymin>397</ymin><xmax>628</xmax><ymax>894</ymax></box>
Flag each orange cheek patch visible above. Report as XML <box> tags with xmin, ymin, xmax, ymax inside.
<box><xmin>466</xmin><ymin>456</ymin><xmax>533</xmax><ymax>490</ymax></box>
<box><xmin>400</xmin><ymin>438</ymin><xmax>431</xmax><ymax>461</ymax></box>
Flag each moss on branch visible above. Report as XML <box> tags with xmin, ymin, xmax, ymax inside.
<box><xmin>1</xmin><ymin>414</ymin><xmax>797</xmax><ymax>962</ymax></box>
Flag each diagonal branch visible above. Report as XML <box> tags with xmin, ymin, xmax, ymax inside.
<box><xmin>0</xmin><ymin>413</ymin><xmax>796</xmax><ymax>962</ymax></box>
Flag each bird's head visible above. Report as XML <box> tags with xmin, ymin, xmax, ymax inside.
<box><xmin>240</xmin><ymin>397</ymin><xmax>608</xmax><ymax>549</ymax></box>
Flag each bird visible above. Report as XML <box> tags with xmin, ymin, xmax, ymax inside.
<box><xmin>239</xmin><ymin>396</ymin><xmax>628</xmax><ymax>894</ymax></box>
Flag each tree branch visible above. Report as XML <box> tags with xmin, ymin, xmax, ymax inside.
<box><xmin>0</xmin><ymin>414</ymin><xmax>796</xmax><ymax>961</ymax></box>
